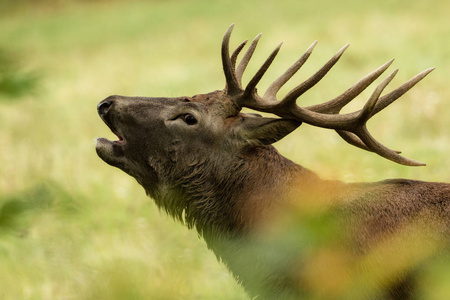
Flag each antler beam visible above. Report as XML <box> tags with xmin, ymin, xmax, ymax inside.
<box><xmin>222</xmin><ymin>24</ymin><xmax>434</xmax><ymax>166</ymax></box>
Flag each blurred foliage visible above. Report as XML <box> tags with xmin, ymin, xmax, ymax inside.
<box><xmin>0</xmin><ymin>182</ymin><xmax>79</xmax><ymax>235</ymax></box>
<box><xmin>0</xmin><ymin>0</ymin><xmax>449</xmax><ymax>299</ymax></box>
<box><xmin>0</xmin><ymin>48</ymin><xmax>39</xmax><ymax>100</ymax></box>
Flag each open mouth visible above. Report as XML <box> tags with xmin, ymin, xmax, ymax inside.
<box><xmin>96</xmin><ymin>97</ymin><xmax>130</xmax><ymax>166</ymax></box>
<box><xmin>97</xmin><ymin>135</ymin><xmax>125</xmax><ymax>146</ymax></box>
<box><xmin>97</xmin><ymin>119</ymin><xmax>126</xmax><ymax>147</ymax></box>
<box><xmin>96</xmin><ymin>110</ymin><xmax>126</xmax><ymax>158</ymax></box>
<box><xmin>114</xmin><ymin>134</ymin><xmax>125</xmax><ymax>145</ymax></box>
<box><xmin>103</xmin><ymin>129</ymin><xmax>125</xmax><ymax>146</ymax></box>
<box><xmin>97</xmin><ymin>102</ymin><xmax>126</xmax><ymax>145</ymax></box>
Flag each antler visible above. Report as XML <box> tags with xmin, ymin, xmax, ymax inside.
<box><xmin>222</xmin><ymin>24</ymin><xmax>434</xmax><ymax>166</ymax></box>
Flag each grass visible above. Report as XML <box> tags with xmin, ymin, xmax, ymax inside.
<box><xmin>0</xmin><ymin>0</ymin><xmax>449</xmax><ymax>299</ymax></box>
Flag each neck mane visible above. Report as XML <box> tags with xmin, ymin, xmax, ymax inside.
<box><xmin>151</xmin><ymin>145</ymin><xmax>319</xmax><ymax>238</ymax></box>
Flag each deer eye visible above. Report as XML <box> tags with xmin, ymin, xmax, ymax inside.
<box><xmin>180</xmin><ymin>113</ymin><xmax>198</xmax><ymax>125</ymax></box>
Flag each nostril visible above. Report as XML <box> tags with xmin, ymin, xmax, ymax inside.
<box><xmin>97</xmin><ymin>100</ymin><xmax>113</xmax><ymax>116</ymax></box>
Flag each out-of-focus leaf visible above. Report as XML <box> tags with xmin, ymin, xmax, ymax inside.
<box><xmin>0</xmin><ymin>48</ymin><xmax>39</xmax><ymax>100</ymax></box>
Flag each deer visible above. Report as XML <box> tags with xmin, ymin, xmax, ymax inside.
<box><xmin>96</xmin><ymin>24</ymin><xmax>449</xmax><ymax>299</ymax></box>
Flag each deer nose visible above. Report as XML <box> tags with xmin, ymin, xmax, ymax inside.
<box><xmin>97</xmin><ymin>99</ymin><xmax>113</xmax><ymax>117</ymax></box>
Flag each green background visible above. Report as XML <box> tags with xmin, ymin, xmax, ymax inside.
<box><xmin>1</xmin><ymin>0</ymin><xmax>449</xmax><ymax>299</ymax></box>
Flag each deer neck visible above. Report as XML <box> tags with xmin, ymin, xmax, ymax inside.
<box><xmin>151</xmin><ymin>145</ymin><xmax>321</xmax><ymax>238</ymax></box>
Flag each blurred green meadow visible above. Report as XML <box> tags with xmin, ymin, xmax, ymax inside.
<box><xmin>0</xmin><ymin>0</ymin><xmax>449</xmax><ymax>299</ymax></box>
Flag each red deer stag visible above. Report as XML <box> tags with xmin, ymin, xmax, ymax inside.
<box><xmin>96</xmin><ymin>25</ymin><xmax>449</xmax><ymax>299</ymax></box>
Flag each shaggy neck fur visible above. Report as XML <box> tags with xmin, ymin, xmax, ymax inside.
<box><xmin>151</xmin><ymin>145</ymin><xmax>315</xmax><ymax>238</ymax></box>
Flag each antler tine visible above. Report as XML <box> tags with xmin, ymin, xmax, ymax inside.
<box><xmin>236</xmin><ymin>33</ymin><xmax>262</xmax><ymax>87</ymax></box>
<box><xmin>306</xmin><ymin>62</ymin><xmax>429</xmax><ymax>156</ymax></box>
<box><xmin>307</xmin><ymin>59</ymin><xmax>395</xmax><ymax>114</ymax></box>
<box><xmin>222</xmin><ymin>24</ymin><xmax>241</xmax><ymax>96</ymax></box>
<box><xmin>337</xmin><ymin>130</ymin><xmax>402</xmax><ymax>154</ymax></box>
<box><xmin>264</xmin><ymin>41</ymin><xmax>318</xmax><ymax>102</ymax></box>
<box><xmin>370</xmin><ymin>67</ymin><xmax>435</xmax><ymax>116</ymax></box>
<box><xmin>243</xmin><ymin>43</ymin><xmax>283</xmax><ymax>99</ymax></box>
<box><xmin>336</xmin><ymin>130</ymin><xmax>402</xmax><ymax>153</ymax></box>
<box><xmin>328</xmin><ymin>68</ymin><xmax>423</xmax><ymax>165</ymax></box>
<box><xmin>231</xmin><ymin>39</ymin><xmax>248</xmax><ymax>70</ymax></box>
<box><xmin>357</xmin><ymin>126</ymin><xmax>426</xmax><ymax>166</ymax></box>
<box><xmin>280</xmin><ymin>44</ymin><xmax>350</xmax><ymax>108</ymax></box>
<box><xmin>359</xmin><ymin>69</ymin><xmax>398</xmax><ymax>122</ymax></box>
<box><xmin>337</xmin><ymin>131</ymin><xmax>372</xmax><ymax>151</ymax></box>
<box><xmin>336</xmin><ymin>68</ymin><xmax>435</xmax><ymax>157</ymax></box>
<box><xmin>298</xmin><ymin>68</ymin><xmax>427</xmax><ymax>166</ymax></box>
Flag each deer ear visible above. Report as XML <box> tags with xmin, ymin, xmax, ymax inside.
<box><xmin>239</xmin><ymin>114</ymin><xmax>302</xmax><ymax>145</ymax></box>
